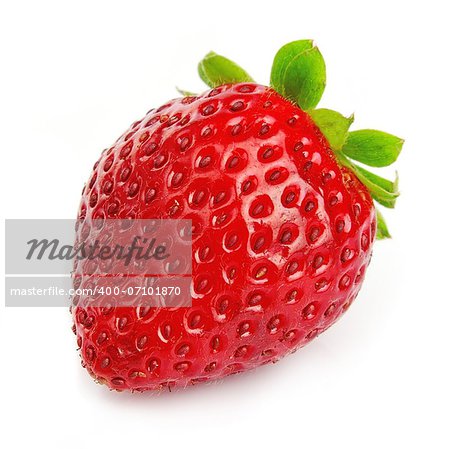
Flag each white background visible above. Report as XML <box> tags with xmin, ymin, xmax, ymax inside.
<box><xmin>1</xmin><ymin>0</ymin><xmax>449</xmax><ymax>447</ymax></box>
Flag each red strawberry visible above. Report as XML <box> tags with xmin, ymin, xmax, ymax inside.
<box><xmin>72</xmin><ymin>40</ymin><xmax>402</xmax><ymax>391</ymax></box>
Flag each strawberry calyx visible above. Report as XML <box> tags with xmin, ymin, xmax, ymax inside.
<box><xmin>198</xmin><ymin>51</ymin><xmax>255</xmax><ymax>86</ymax></box>
<box><xmin>188</xmin><ymin>40</ymin><xmax>403</xmax><ymax>239</ymax></box>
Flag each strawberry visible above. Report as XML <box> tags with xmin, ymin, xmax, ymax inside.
<box><xmin>72</xmin><ymin>40</ymin><xmax>403</xmax><ymax>391</ymax></box>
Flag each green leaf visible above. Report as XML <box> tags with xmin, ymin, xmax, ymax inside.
<box><xmin>376</xmin><ymin>208</ymin><xmax>391</xmax><ymax>239</ymax></box>
<box><xmin>309</xmin><ymin>109</ymin><xmax>354</xmax><ymax>150</ymax></box>
<box><xmin>176</xmin><ymin>87</ymin><xmax>197</xmax><ymax>97</ymax></box>
<box><xmin>198</xmin><ymin>51</ymin><xmax>255</xmax><ymax>88</ymax></box>
<box><xmin>342</xmin><ymin>129</ymin><xmax>404</xmax><ymax>167</ymax></box>
<box><xmin>350</xmin><ymin>162</ymin><xmax>399</xmax><ymax>208</ymax></box>
<box><xmin>270</xmin><ymin>40</ymin><xmax>326</xmax><ymax>110</ymax></box>
<box><xmin>270</xmin><ymin>40</ymin><xmax>314</xmax><ymax>93</ymax></box>
<box><xmin>198</xmin><ymin>60</ymin><xmax>210</xmax><ymax>86</ymax></box>
<box><xmin>355</xmin><ymin>165</ymin><xmax>399</xmax><ymax>195</ymax></box>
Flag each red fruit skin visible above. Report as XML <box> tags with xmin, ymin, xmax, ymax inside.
<box><xmin>73</xmin><ymin>83</ymin><xmax>375</xmax><ymax>391</ymax></box>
